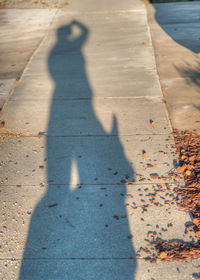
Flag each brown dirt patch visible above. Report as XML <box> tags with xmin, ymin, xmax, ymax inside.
<box><xmin>0</xmin><ymin>128</ymin><xmax>32</xmax><ymax>140</ymax></box>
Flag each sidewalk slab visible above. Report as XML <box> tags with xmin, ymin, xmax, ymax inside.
<box><xmin>18</xmin><ymin>11</ymin><xmax>160</xmax><ymax>99</ymax></box>
<box><xmin>12</xmin><ymin>71</ymin><xmax>161</xmax><ymax>99</ymax></box>
<box><xmin>0</xmin><ymin>135</ymin><xmax>178</xmax><ymax>186</ymax></box>
<box><xmin>1</xmin><ymin>0</ymin><xmax>142</xmax><ymax>10</ymax></box>
<box><xmin>1</xmin><ymin>259</ymin><xmax>199</xmax><ymax>280</ymax></box>
<box><xmin>57</xmin><ymin>0</ymin><xmax>143</xmax><ymax>12</ymax></box>
<box><xmin>0</xmin><ymin>184</ymin><xmax>192</xmax><ymax>259</ymax></box>
<box><xmin>0</xmin><ymin>9</ymin><xmax>57</xmax><ymax>111</ymax></box>
<box><xmin>2</xmin><ymin>98</ymin><xmax>170</xmax><ymax>135</ymax></box>
<box><xmin>147</xmin><ymin>2</ymin><xmax>200</xmax><ymax>131</ymax></box>
<box><xmin>0</xmin><ymin>9</ymin><xmax>57</xmax><ymax>80</ymax></box>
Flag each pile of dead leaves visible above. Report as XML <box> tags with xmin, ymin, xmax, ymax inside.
<box><xmin>156</xmin><ymin>239</ymin><xmax>200</xmax><ymax>261</ymax></box>
<box><xmin>153</xmin><ymin>130</ymin><xmax>200</xmax><ymax>261</ymax></box>
<box><xmin>173</xmin><ymin>129</ymin><xmax>200</xmax><ymax>238</ymax></box>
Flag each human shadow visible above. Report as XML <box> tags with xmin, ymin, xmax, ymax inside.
<box><xmin>19</xmin><ymin>21</ymin><xmax>137</xmax><ymax>279</ymax></box>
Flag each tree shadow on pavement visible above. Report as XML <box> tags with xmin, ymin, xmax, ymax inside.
<box><xmin>152</xmin><ymin>2</ymin><xmax>200</xmax><ymax>87</ymax></box>
<box><xmin>152</xmin><ymin>0</ymin><xmax>200</xmax><ymax>54</ymax></box>
<box><xmin>174</xmin><ymin>61</ymin><xmax>200</xmax><ymax>90</ymax></box>
<box><xmin>19</xmin><ymin>21</ymin><xmax>137</xmax><ymax>279</ymax></box>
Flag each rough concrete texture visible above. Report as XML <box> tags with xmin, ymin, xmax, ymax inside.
<box><xmin>2</xmin><ymin>98</ymin><xmax>171</xmax><ymax>135</ymax></box>
<box><xmin>0</xmin><ymin>135</ymin><xmax>179</xmax><ymax>185</ymax></box>
<box><xmin>0</xmin><ymin>0</ymin><xmax>70</xmax><ymax>8</ymax></box>
<box><xmin>0</xmin><ymin>9</ymin><xmax>57</xmax><ymax>79</ymax></box>
<box><xmin>1</xmin><ymin>259</ymin><xmax>200</xmax><ymax>280</ymax></box>
<box><xmin>0</xmin><ymin>79</ymin><xmax>15</xmax><ymax>109</ymax></box>
<box><xmin>0</xmin><ymin>9</ymin><xmax>56</xmax><ymax>109</ymax></box>
<box><xmin>0</xmin><ymin>0</ymin><xmax>199</xmax><ymax>279</ymax></box>
<box><xmin>20</xmin><ymin>10</ymin><xmax>160</xmax><ymax>97</ymax></box>
<box><xmin>0</xmin><ymin>184</ymin><xmax>193</xmax><ymax>259</ymax></box>
<box><xmin>0</xmin><ymin>0</ymin><xmax>142</xmax><ymax>9</ymax></box>
<box><xmin>147</xmin><ymin>2</ymin><xmax>200</xmax><ymax>132</ymax></box>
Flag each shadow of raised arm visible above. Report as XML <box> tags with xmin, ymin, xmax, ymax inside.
<box><xmin>70</xmin><ymin>20</ymin><xmax>89</xmax><ymax>46</ymax></box>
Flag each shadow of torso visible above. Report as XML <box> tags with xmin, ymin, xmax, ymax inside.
<box><xmin>19</xmin><ymin>22</ymin><xmax>137</xmax><ymax>279</ymax></box>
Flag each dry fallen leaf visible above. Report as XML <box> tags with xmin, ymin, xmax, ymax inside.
<box><xmin>187</xmin><ymin>165</ymin><xmax>193</xmax><ymax>171</ymax></box>
<box><xmin>177</xmin><ymin>165</ymin><xmax>186</xmax><ymax>173</ymax></box>
<box><xmin>185</xmin><ymin>170</ymin><xmax>191</xmax><ymax>176</ymax></box>
<box><xmin>181</xmin><ymin>155</ymin><xmax>187</xmax><ymax>160</ymax></box>
<box><xmin>38</xmin><ymin>132</ymin><xmax>48</xmax><ymax>138</ymax></box>
<box><xmin>142</xmin><ymin>149</ymin><xmax>147</xmax><ymax>157</ymax></box>
<box><xmin>193</xmin><ymin>218</ymin><xmax>200</xmax><ymax>227</ymax></box>
<box><xmin>149</xmin><ymin>119</ymin><xmax>155</xmax><ymax>127</ymax></box>
<box><xmin>150</xmin><ymin>173</ymin><xmax>159</xmax><ymax>179</ymax></box>
<box><xmin>0</xmin><ymin>121</ymin><xmax>5</xmax><ymax>128</ymax></box>
<box><xmin>159</xmin><ymin>252</ymin><xmax>167</xmax><ymax>259</ymax></box>
<box><xmin>189</xmin><ymin>156</ymin><xmax>196</xmax><ymax>162</ymax></box>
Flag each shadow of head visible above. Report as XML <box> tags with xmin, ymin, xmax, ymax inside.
<box><xmin>56</xmin><ymin>20</ymin><xmax>89</xmax><ymax>45</ymax></box>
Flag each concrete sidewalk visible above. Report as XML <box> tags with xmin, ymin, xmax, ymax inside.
<box><xmin>147</xmin><ymin>1</ymin><xmax>200</xmax><ymax>132</ymax></box>
<box><xmin>0</xmin><ymin>9</ymin><xmax>57</xmax><ymax>109</ymax></box>
<box><xmin>0</xmin><ymin>0</ymin><xmax>199</xmax><ymax>279</ymax></box>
